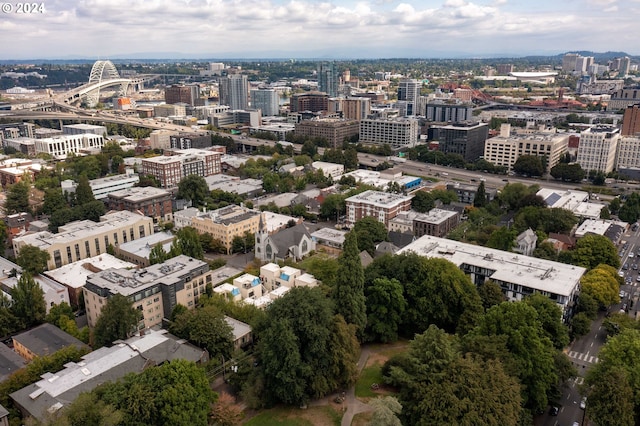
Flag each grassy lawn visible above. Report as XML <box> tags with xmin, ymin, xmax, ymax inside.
<box><xmin>355</xmin><ymin>362</ymin><xmax>384</xmax><ymax>398</ymax></box>
<box><xmin>243</xmin><ymin>405</ymin><xmax>341</xmax><ymax>426</ymax></box>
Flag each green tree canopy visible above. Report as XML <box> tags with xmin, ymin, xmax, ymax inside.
<box><xmin>580</xmin><ymin>264</ymin><xmax>621</xmax><ymax>308</ymax></box>
<box><xmin>524</xmin><ymin>293</ymin><xmax>569</xmax><ymax>349</ymax></box>
<box><xmin>473</xmin><ymin>181</ymin><xmax>487</xmax><ymax>207</ymax></box>
<box><xmin>93</xmin><ymin>294</ymin><xmax>142</xmax><ymax>348</ymax></box>
<box><xmin>169</xmin><ymin>304</ymin><xmax>234</xmax><ymax>360</ymax></box>
<box><xmin>352</xmin><ymin>216</ymin><xmax>388</xmax><ymax>256</ymax></box>
<box><xmin>75</xmin><ymin>174</ymin><xmax>96</xmax><ymax>206</ymax></box>
<box><xmin>252</xmin><ymin>287</ymin><xmax>359</xmax><ymax>406</ymax></box>
<box><xmin>549</xmin><ymin>163</ymin><xmax>585</xmax><ymax>182</ymax></box>
<box><xmin>5</xmin><ymin>180</ymin><xmax>30</xmax><ymax>215</ymax></box>
<box><xmin>384</xmin><ymin>325</ymin><xmax>522</xmax><ymax>426</ymax></box>
<box><xmin>471</xmin><ymin>302</ymin><xmax>558</xmax><ymax>411</ymax></box>
<box><xmin>513</xmin><ymin>155</ymin><xmax>545</xmax><ymax>177</ymax></box>
<box><xmin>332</xmin><ymin>231</ymin><xmax>366</xmax><ymax>338</ymax></box>
<box><xmin>15</xmin><ymin>244</ymin><xmax>51</xmax><ymax>275</ymax></box>
<box><xmin>170</xmin><ymin>226</ymin><xmax>204</xmax><ymax>260</ymax></box>
<box><xmin>177</xmin><ymin>175</ymin><xmax>209</xmax><ymax>208</ymax></box>
<box><xmin>95</xmin><ymin>359</ymin><xmax>215</xmax><ymax>426</ymax></box>
<box><xmin>571</xmin><ymin>234</ymin><xmax>621</xmax><ymax>270</ymax></box>
<box><xmin>11</xmin><ymin>272</ymin><xmax>46</xmax><ymax>328</ymax></box>
<box><xmin>411</xmin><ymin>191</ymin><xmax>434</xmax><ymax>213</ymax></box>
<box><xmin>365</xmin><ymin>277</ymin><xmax>406</xmax><ymax>343</ymax></box>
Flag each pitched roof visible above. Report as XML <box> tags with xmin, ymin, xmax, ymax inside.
<box><xmin>12</xmin><ymin>324</ymin><xmax>89</xmax><ymax>358</ymax></box>
<box><xmin>0</xmin><ymin>343</ymin><xmax>25</xmax><ymax>382</ymax></box>
<box><xmin>268</xmin><ymin>223</ymin><xmax>311</xmax><ymax>258</ymax></box>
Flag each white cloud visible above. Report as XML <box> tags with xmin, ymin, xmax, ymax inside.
<box><xmin>1</xmin><ymin>0</ymin><xmax>638</xmax><ymax>58</ymax></box>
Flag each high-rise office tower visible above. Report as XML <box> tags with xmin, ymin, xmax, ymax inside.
<box><xmin>219</xmin><ymin>74</ymin><xmax>249</xmax><ymax>110</ymax></box>
<box><xmin>318</xmin><ymin>62</ymin><xmax>338</xmax><ymax>97</ymax></box>
<box><xmin>397</xmin><ymin>78</ymin><xmax>421</xmax><ymax>116</ymax></box>
<box><xmin>251</xmin><ymin>89</ymin><xmax>279</xmax><ymax>117</ymax></box>
<box><xmin>562</xmin><ymin>53</ymin><xmax>579</xmax><ymax>73</ymax></box>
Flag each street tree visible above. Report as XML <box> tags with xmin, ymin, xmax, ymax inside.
<box><xmin>170</xmin><ymin>226</ymin><xmax>204</xmax><ymax>260</ymax></box>
<box><xmin>384</xmin><ymin>325</ymin><xmax>522</xmax><ymax>426</ymax></box>
<box><xmin>333</xmin><ymin>231</ymin><xmax>366</xmax><ymax>338</ymax></box>
<box><xmin>608</xmin><ymin>197</ymin><xmax>621</xmax><ymax>215</ymax></box>
<box><xmin>93</xmin><ymin>294</ymin><xmax>142</xmax><ymax>348</ymax></box>
<box><xmin>5</xmin><ymin>180</ymin><xmax>30</xmax><ymax>215</ymax></box>
<box><xmin>149</xmin><ymin>244</ymin><xmax>168</xmax><ymax>265</ymax></box>
<box><xmin>485</xmin><ymin>226</ymin><xmax>515</xmax><ymax>251</ymax></box>
<box><xmin>472</xmin><ymin>302</ymin><xmax>557</xmax><ymax>411</ymax></box>
<box><xmin>549</xmin><ymin>163</ymin><xmax>585</xmax><ymax>182</ymax></box>
<box><xmin>319</xmin><ymin>193</ymin><xmax>346</xmax><ymax>220</ymax></box>
<box><xmin>177</xmin><ymin>174</ymin><xmax>209</xmax><ymax>208</ymax></box>
<box><xmin>11</xmin><ymin>272</ymin><xmax>46</xmax><ymax>328</ymax></box>
<box><xmin>208</xmin><ymin>392</ymin><xmax>244</xmax><ymax>426</ymax></box>
<box><xmin>473</xmin><ymin>181</ymin><xmax>487</xmax><ymax>207</ymax></box>
<box><xmin>498</xmin><ymin>183</ymin><xmax>538</xmax><ymax>211</ymax></box>
<box><xmin>618</xmin><ymin>192</ymin><xmax>640</xmax><ymax>223</ymax></box>
<box><xmin>524</xmin><ymin>293</ymin><xmax>569</xmax><ymax>350</ymax></box>
<box><xmin>513</xmin><ymin>154</ymin><xmax>544</xmax><ymax>177</ymax></box>
<box><xmin>169</xmin><ymin>304</ymin><xmax>234</xmax><ymax>360</ymax></box>
<box><xmin>571</xmin><ymin>234</ymin><xmax>620</xmax><ymax>270</ymax></box>
<box><xmin>353</xmin><ymin>216</ymin><xmax>387</xmax><ymax>256</ymax></box>
<box><xmin>411</xmin><ymin>191</ymin><xmax>434</xmax><ymax>213</ymax></box>
<box><xmin>75</xmin><ymin>174</ymin><xmax>96</xmax><ymax>206</ymax></box>
<box><xmin>15</xmin><ymin>244</ymin><xmax>51</xmax><ymax>275</ymax></box>
<box><xmin>579</xmin><ymin>265</ymin><xmax>620</xmax><ymax>308</ymax></box>
<box><xmin>570</xmin><ymin>312</ymin><xmax>592</xmax><ymax>340</ymax></box>
<box><xmin>365</xmin><ymin>277</ymin><xmax>406</xmax><ymax>343</ymax></box>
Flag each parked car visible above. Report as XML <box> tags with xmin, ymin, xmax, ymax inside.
<box><xmin>550</xmin><ymin>406</ymin><xmax>559</xmax><ymax>416</ymax></box>
<box><xmin>580</xmin><ymin>398</ymin><xmax>587</xmax><ymax>410</ymax></box>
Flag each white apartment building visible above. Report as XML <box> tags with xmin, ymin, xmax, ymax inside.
<box><xmin>615</xmin><ymin>136</ymin><xmax>640</xmax><ymax>169</ymax></box>
<box><xmin>61</xmin><ymin>169</ymin><xmax>139</xmax><ymax>200</ymax></box>
<box><xmin>483</xmin><ymin>124</ymin><xmax>569</xmax><ymax>172</ymax></box>
<box><xmin>576</xmin><ymin>125</ymin><xmax>620</xmax><ymax>173</ymax></box>
<box><xmin>398</xmin><ymin>235</ymin><xmax>586</xmax><ymax>319</ymax></box>
<box><xmin>33</xmin><ymin>134</ymin><xmax>104</xmax><ymax>159</ymax></box>
<box><xmin>359</xmin><ymin>118</ymin><xmax>419</xmax><ymax>148</ymax></box>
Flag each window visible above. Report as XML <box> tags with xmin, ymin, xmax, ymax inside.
<box><xmin>53</xmin><ymin>250</ymin><xmax>62</xmax><ymax>268</ymax></box>
<box><xmin>139</xmin><ymin>225</ymin><xmax>145</xmax><ymax>238</ymax></box>
<box><xmin>95</xmin><ymin>238</ymin><xmax>100</xmax><ymax>254</ymax></box>
<box><xmin>123</xmin><ymin>231</ymin><xmax>127</xmax><ymax>243</ymax></box>
<box><xmin>66</xmin><ymin>246</ymin><xmax>72</xmax><ymax>263</ymax></box>
<box><xmin>113</xmin><ymin>233</ymin><xmax>118</xmax><ymax>244</ymax></box>
<box><xmin>85</xmin><ymin>241</ymin><xmax>90</xmax><ymax>257</ymax></box>
<box><xmin>130</xmin><ymin>228</ymin><xmax>135</xmax><ymax>241</ymax></box>
<box><xmin>75</xmin><ymin>244</ymin><xmax>81</xmax><ymax>260</ymax></box>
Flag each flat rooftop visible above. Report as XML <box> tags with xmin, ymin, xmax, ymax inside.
<box><xmin>108</xmin><ymin>186</ymin><xmax>170</xmax><ymax>202</ymax></box>
<box><xmin>44</xmin><ymin>254</ymin><xmax>138</xmax><ymax>289</ymax></box>
<box><xmin>345</xmin><ymin>190</ymin><xmax>413</xmax><ymax>208</ymax></box>
<box><xmin>398</xmin><ymin>235</ymin><xmax>586</xmax><ymax>297</ymax></box>
<box><xmin>414</xmin><ymin>208</ymin><xmax>458</xmax><ymax>224</ymax></box>
<box><xmin>87</xmin><ymin>255</ymin><xmax>207</xmax><ymax>296</ymax></box>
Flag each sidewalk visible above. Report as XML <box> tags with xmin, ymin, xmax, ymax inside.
<box><xmin>340</xmin><ymin>347</ymin><xmax>374</xmax><ymax>426</ymax></box>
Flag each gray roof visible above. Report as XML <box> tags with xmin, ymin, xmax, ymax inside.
<box><xmin>10</xmin><ymin>329</ymin><xmax>207</xmax><ymax>422</ymax></box>
<box><xmin>0</xmin><ymin>343</ymin><xmax>25</xmax><ymax>382</ymax></box>
<box><xmin>268</xmin><ymin>223</ymin><xmax>311</xmax><ymax>258</ymax></box>
<box><xmin>12</xmin><ymin>323</ymin><xmax>88</xmax><ymax>358</ymax></box>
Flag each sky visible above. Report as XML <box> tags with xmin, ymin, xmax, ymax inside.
<box><xmin>0</xmin><ymin>0</ymin><xmax>638</xmax><ymax>59</ymax></box>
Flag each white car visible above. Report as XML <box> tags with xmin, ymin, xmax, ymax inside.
<box><xmin>580</xmin><ymin>397</ymin><xmax>587</xmax><ymax>410</ymax></box>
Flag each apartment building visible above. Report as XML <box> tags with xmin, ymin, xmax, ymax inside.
<box><xmin>295</xmin><ymin>119</ymin><xmax>360</xmax><ymax>148</ymax></box>
<box><xmin>12</xmin><ymin>324</ymin><xmax>88</xmax><ymax>362</ymax></box>
<box><xmin>413</xmin><ymin>208</ymin><xmax>460</xmax><ymax>238</ymax></box>
<box><xmin>398</xmin><ymin>235</ymin><xmax>587</xmax><ymax>319</ymax></box>
<box><xmin>84</xmin><ymin>254</ymin><xmax>212</xmax><ymax>328</ymax></box>
<box><xmin>483</xmin><ymin>124</ymin><xmax>569</xmax><ymax>172</ymax></box>
<box><xmin>251</xmin><ymin>88</ymin><xmax>279</xmax><ymax>117</ymax></box>
<box><xmin>107</xmin><ymin>186</ymin><xmax>173</xmax><ymax>223</ymax></box>
<box><xmin>165</xmin><ymin>84</ymin><xmax>199</xmax><ymax>106</ymax></box>
<box><xmin>575</xmin><ymin>125</ymin><xmax>620</xmax><ymax>173</ymax></box>
<box><xmin>13</xmin><ymin>210</ymin><xmax>154</xmax><ymax>270</ymax></box>
<box><xmin>141</xmin><ymin>149</ymin><xmax>222</xmax><ymax>188</ymax></box>
<box><xmin>149</xmin><ymin>130</ymin><xmax>173</xmax><ymax>150</ymax></box>
<box><xmin>190</xmin><ymin>205</ymin><xmax>262</xmax><ymax>254</ymax></box>
<box><xmin>615</xmin><ymin>136</ymin><xmax>640</xmax><ymax>169</ymax></box>
<box><xmin>622</xmin><ymin>104</ymin><xmax>640</xmax><ymax>136</ymax></box>
<box><xmin>219</xmin><ymin>75</ymin><xmax>249</xmax><ymax>110</ymax></box>
<box><xmin>328</xmin><ymin>97</ymin><xmax>371</xmax><ymax>120</ymax></box>
<box><xmin>345</xmin><ymin>190</ymin><xmax>413</xmax><ymax>227</ymax></box>
<box><xmin>61</xmin><ymin>170</ymin><xmax>140</xmax><ymax>201</ymax></box>
<box><xmin>62</xmin><ymin>124</ymin><xmax>107</xmax><ymax>136</ymax></box>
<box><xmin>2</xmin><ymin>137</ymin><xmax>36</xmax><ymax>156</ymax></box>
<box><xmin>169</xmin><ymin>133</ymin><xmax>211</xmax><ymax>150</ymax></box>
<box><xmin>290</xmin><ymin>92</ymin><xmax>329</xmax><ymax>113</ymax></box>
<box><xmin>425</xmin><ymin>100</ymin><xmax>474</xmax><ymax>123</ymax></box>
<box><xmin>359</xmin><ymin>118</ymin><xmax>419</xmax><ymax>148</ymax></box>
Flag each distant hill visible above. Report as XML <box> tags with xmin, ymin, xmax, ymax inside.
<box><xmin>561</xmin><ymin>51</ymin><xmax>637</xmax><ymax>61</ymax></box>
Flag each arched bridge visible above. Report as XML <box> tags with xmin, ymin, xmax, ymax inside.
<box><xmin>58</xmin><ymin>60</ymin><xmax>142</xmax><ymax>107</ymax></box>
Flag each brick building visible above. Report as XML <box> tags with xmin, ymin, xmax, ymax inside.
<box><xmin>107</xmin><ymin>186</ymin><xmax>173</xmax><ymax>223</ymax></box>
<box><xmin>345</xmin><ymin>190</ymin><xmax>413</xmax><ymax>227</ymax></box>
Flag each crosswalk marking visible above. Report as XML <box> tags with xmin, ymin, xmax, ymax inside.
<box><xmin>568</xmin><ymin>351</ymin><xmax>599</xmax><ymax>364</ymax></box>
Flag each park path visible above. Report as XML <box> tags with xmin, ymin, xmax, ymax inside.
<box><xmin>340</xmin><ymin>346</ymin><xmax>374</xmax><ymax>426</ymax></box>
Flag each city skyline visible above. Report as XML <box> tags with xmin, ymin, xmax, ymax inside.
<box><xmin>1</xmin><ymin>0</ymin><xmax>639</xmax><ymax>60</ymax></box>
